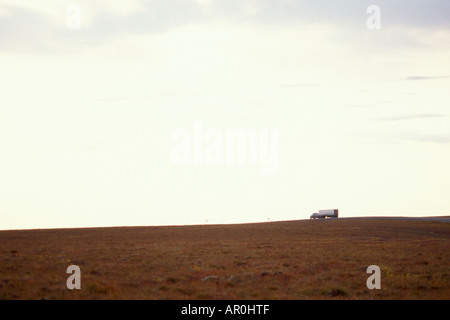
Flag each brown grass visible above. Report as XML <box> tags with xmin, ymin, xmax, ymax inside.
<box><xmin>0</xmin><ymin>218</ymin><xmax>449</xmax><ymax>300</ymax></box>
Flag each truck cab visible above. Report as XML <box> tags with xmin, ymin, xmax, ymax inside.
<box><xmin>310</xmin><ymin>213</ymin><xmax>320</xmax><ymax>219</ymax></box>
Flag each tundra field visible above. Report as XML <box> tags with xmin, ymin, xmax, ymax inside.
<box><xmin>0</xmin><ymin>218</ymin><xmax>449</xmax><ymax>300</ymax></box>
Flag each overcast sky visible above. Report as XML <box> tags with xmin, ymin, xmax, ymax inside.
<box><xmin>1</xmin><ymin>1</ymin><xmax>449</xmax><ymax>230</ymax></box>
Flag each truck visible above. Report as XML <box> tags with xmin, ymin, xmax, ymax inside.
<box><xmin>310</xmin><ymin>209</ymin><xmax>339</xmax><ymax>219</ymax></box>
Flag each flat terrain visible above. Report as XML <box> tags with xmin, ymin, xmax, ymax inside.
<box><xmin>0</xmin><ymin>218</ymin><xmax>449</xmax><ymax>300</ymax></box>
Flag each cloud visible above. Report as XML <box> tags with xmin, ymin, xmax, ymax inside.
<box><xmin>378</xmin><ymin>0</ymin><xmax>450</xmax><ymax>29</ymax></box>
<box><xmin>2</xmin><ymin>0</ymin><xmax>450</xmax><ymax>55</ymax></box>
<box><xmin>0</xmin><ymin>5</ymin><xmax>57</xmax><ymax>53</ymax></box>
<box><xmin>86</xmin><ymin>0</ymin><xmax>203</xmax><ymax>38</ymax></box>
<box><xmin>230</xmin><ymin>0</ymin><xmax>450</xmax><ymax>29</ymax></box>
<box><xmin>380</xmin><ymin>114</ymin><xmax>448</xmax><ymax>121</ymax></box>
<box><xmin>405</xmin><ymin>134</ymin><xmax>450</xmax><ymax>144</ymax></box>
<box><xmin>406</xmin><ymin>76</ymin><xmax>450</xmax><ymax>81</ymax></box>
<box><xmin>0</xmin><ymin>1</ymin><xmax>203</xmax><ymax>54</ymax></box>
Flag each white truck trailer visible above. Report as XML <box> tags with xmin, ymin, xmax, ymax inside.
<box><xmin>310</xmin><ymin>209</ymin><xmax>339</xmax><ymax>219</ymax></box>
